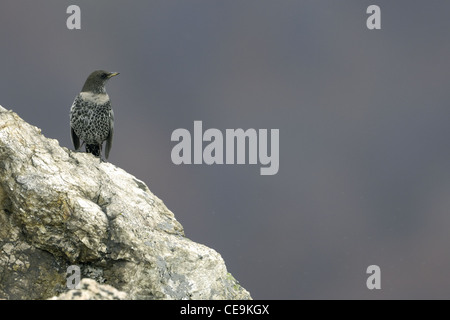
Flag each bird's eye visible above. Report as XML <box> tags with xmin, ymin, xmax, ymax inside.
<box><xmin>101</xmin><ymin>73</ymin><xmax>108</xmax><ymax>79</ymax></box>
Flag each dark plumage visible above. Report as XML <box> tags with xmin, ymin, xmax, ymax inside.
<box><xmin>70</xmin><ymin>70</ymin><xmax>119</xmax><ymax>160</ymax></box>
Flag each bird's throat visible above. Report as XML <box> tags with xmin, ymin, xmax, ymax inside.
<box><xmin>79</xmin><ymin>92</ymin><xmax>110</xmax><ymax>105</ymax></box>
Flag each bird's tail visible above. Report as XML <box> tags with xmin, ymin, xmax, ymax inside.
<box><xmin>85</xmin><ymin>144</ymin><xmax>101</xmax><ymax>157</ymax></box>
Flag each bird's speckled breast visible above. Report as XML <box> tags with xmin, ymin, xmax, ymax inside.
<box><xmin>70</xmin><ymin>94</ymin><xmax>113</xmax><ymax>144</ymax></box>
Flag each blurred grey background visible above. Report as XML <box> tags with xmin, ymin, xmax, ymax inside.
<box><xmin>1</xmin><ymin>0</ymin><xmax>450</xmax><ymax>299</ymax></box>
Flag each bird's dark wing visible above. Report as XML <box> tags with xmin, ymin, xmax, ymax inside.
<box><xmin>105</xmin><ymin>109</ymin><xmax>114</xmax><ymax>159</ymax></box>
<box><xmin>71</xmin><ymin>126</ymin><xmax>80</xmax><ymax>151</ymax></box>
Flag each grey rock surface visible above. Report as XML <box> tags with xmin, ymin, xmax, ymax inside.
<box><xmin>0</xmin><ymin>105</ymin><xmax>251</xmax><ymax>300</ymax></box>
<box><xmin>49</xmin><ymin>278</ymin><xmax>129</xmax><ymax>300</ymax></box>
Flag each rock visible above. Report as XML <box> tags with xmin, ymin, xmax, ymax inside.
<box><xmin>49</xmin><ymin>278</ymin><xmax>129</xmax><ymax>300</ymax></box>
<box><xmin>0</xmin><ymin>105</ymin><xmax>251</xmax><ymax>300</ymax></box>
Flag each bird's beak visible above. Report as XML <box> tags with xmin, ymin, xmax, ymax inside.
<box><xmin>108</xmin><ymin>72</ymin><xmax>120</xmax><ymax>78</ymax></box>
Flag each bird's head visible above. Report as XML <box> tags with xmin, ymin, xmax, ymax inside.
<box><xmin>81</xmin><ymin>70</ymin><xmax>120</xmax><ymax>93</ymax></box>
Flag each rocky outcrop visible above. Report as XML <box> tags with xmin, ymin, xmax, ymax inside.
<box><xmin>0</xmin><ymin>105</ymin><xmax>251</xmax><ymax>300</ymax></box>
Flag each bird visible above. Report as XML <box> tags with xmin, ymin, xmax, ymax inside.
<box><xmin>70</xmin><ymin>70</ymin><xmax>119</xmax><ymax>161</ymax></box>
